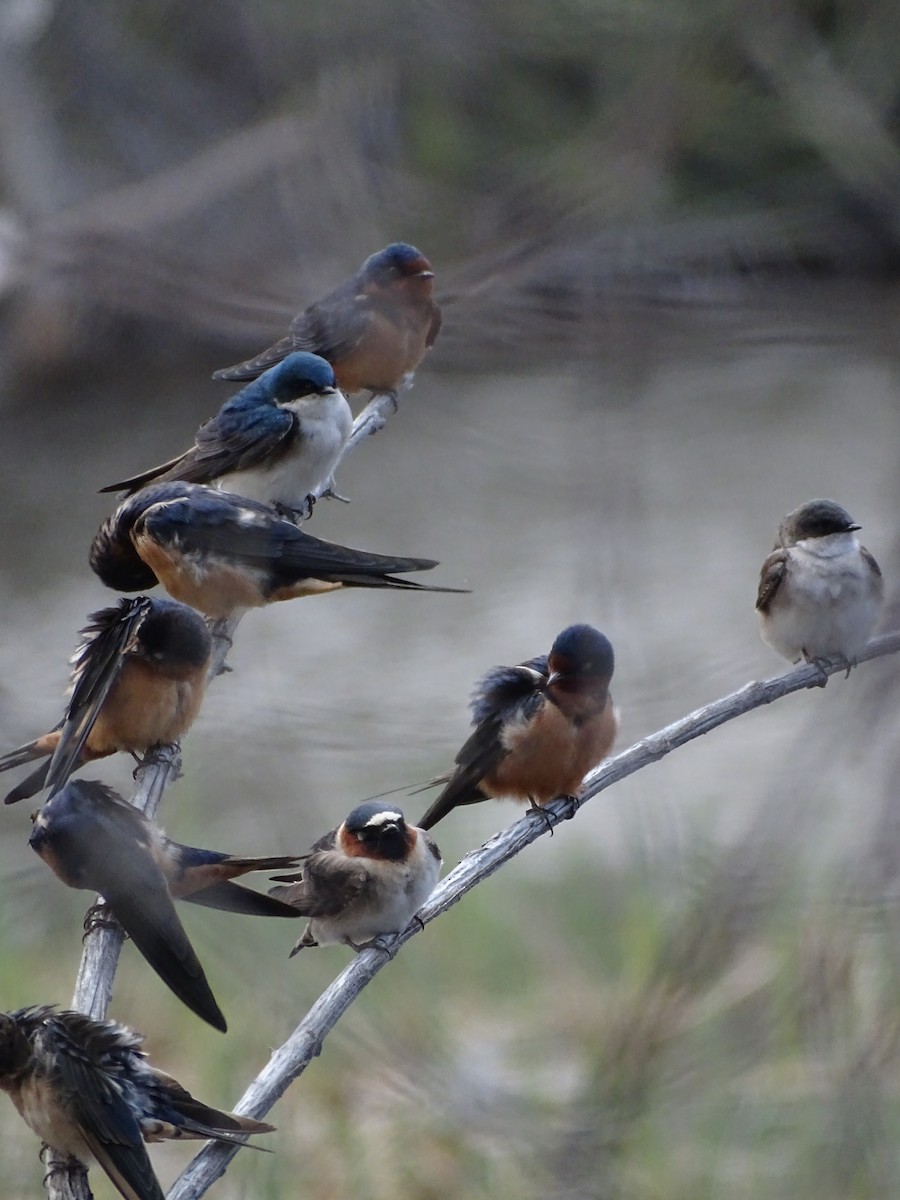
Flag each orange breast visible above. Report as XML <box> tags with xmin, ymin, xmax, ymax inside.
<box><xmin>484</xmin><ymin>700</ymin><xmax>618</xmax><ymax>806</ymax></box>
<box><xmin>87</xmin><ymin>659</ymin><xmax>205</xmax><ymax>755</ymax></box>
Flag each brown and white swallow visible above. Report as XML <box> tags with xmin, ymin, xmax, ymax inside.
<box><xmin>756</xmin><ymin>498</ymin><xmax>883</xmax><ymax>673</ymax></box>
<box><xmin>268</xmin><ymin>801</ymin><xmax>441</xmax><ymax>954</ymax></box>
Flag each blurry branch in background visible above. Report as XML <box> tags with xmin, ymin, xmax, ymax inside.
<box><xmin>41</xmin><ymin>391</ymin><xmax>401</xmax><ymax>1200</ymax></box>
<box><xmin>167</xmin><ymin>631</ymin><xmax>900</xmax><ymax>1200</ymax></box>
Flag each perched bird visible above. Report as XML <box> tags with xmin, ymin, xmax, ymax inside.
<box><xmin>756</xmin><ymin>498</ymin><xmax>883</xmax><ymax>672</ymax></box>
<box><xmin>268</xmin><ymin>801</ymin><xmax>441</xmax><ymax>954</ymax></box>
<box><xmin>0</xmin><ymin>597</ymin><xmax>211</xmax><ymax>805</ymax></box>
<box><xmin>417</xmin><ymin>624</ymin><xmax>618</xmax><ymax>831</ymax></box>
<box><xmin>29</xmin><ymin>780</ymin><xmax>303</xmax><ymax>1031</ymax></box>
<box><xmin>212</xmin><ymin>243</ymin><xmax>442</xmax><ymax>401</ymax></box>
<box><xmin>90</xmin><ymin>481</ymin><xmax>467</xmax><ymax>621</ymax></box>
<box><xmin>101</xmin><ymin>352</ymin><xmax>353</xmax><ymax>521</ymax></box>
<box><xmin>0</xmin><ymin>1005</ymin><xmax>273</xmax><ymax>1200</ymax></box>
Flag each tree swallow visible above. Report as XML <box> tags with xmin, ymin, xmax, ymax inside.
<box><xmin>101</xmin><ymin>352</ymin><xmax>352</xmax><ymax>521</ymax></box>
<box><xmin>756</xmin><ymin>498</ymin><xmax>884</xmax><ymax>673</ymax></box>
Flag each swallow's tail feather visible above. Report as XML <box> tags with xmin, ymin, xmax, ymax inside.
<box><xmin>3</xmin><ymin>758</ymin><xmax>52</xmax><ymax>805</ymax></box>
<box><xmin>99</xmin><ymin>451</ymin><xmax>190</xmax><ymax>497</ymax></box>
<box><xmin>212</xmin><ymin>335</ymin><xmax>295</xmax><ymax>383</ymax></box>
<box><xmin>182</xmin><ymin>878</ymin><xmax>303</xmax><ymax>918</ymax></box>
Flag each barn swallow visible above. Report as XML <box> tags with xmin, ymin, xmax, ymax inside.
<box><xmin>90</xmin><ymin>481</ymin><xmax>467</xmax><ymax>621</ymax></box>
<box><xmin>756</xmin><ymin>499</ymin><xmax>884</xmax><ymax>673</ymax></box>
<box><xmin>212</xmin><ymin>243</ymin><xmax>442</xmax><ymax>401</ymax></box>
<box><xmin>268</xmin><ymin>801</ymin><xmax>441</xmax><ymax>954</ymax></box>
<box><xmin>417</xmin><ymin>624</ymin><xmax>618</xmax><ymax>831</ymax></box>
<box><xmin>100</xmin><ymin>352</ymin><xmax>353</xmax><ymax>521</ymax></box>
<box><xmin>29</xmin><ymin>780</ymin><xmax>303</xmax><ymax>1031</ymax></box>
<box><xmin>0</xmin><ymin>597</ymin><xmax>211</xmax><ymax>805</ymax></box>
<box><xmin>0</xmin><ymin>1005</ymin><xmax>273</xmax><ymax>1200</ymax></box>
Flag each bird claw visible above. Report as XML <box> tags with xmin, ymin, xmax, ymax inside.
<box><xmin>347</xmin><ymin>933</ymin><xmax>399</xmax><ymax>957</ymax></box>
<box><xmin>274</xmin><ymin>499</ymin><xmax>314</xmax><ymax>524</ymax></box>
<box><xmin>557</xmin><ymin>794</ymin><xmax>580</xmax><ymax>821</ymax></box>
<box><xmin>133</xmin><ymin>743</ymin><xmax>181</xmax><ymax>780</ymax></box>
<box><xmin>83</xmin><ymin>903</ymin><xmax>120</xmax><ymax>940</ymax></box>
<box><xmin>803</xmin><ymin>654</ymin><xmax>832</xmax><ymax>688</ymax></box>
<box><xmin>526</xmin><ymin>800</ymin><xmax>555</xmax><ymax>835</ymax></box>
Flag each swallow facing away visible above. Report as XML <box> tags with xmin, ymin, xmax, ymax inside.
<box><xmin>29</xmin><ymin>780</ymin><xmax>303</xmax><ymax>1032</ymax></box>
<box><xmin>756</xmin><ymin>499</ymin><xmax>884</xmax><ymax>674</ymax></box>
<box><xmin>417</xmin><ymin>624</ymin><xmax>618</xmax><ymax>831</ymax></box>
<box><xmin>268</xmin><ymin>801</ymin><xmax>442</xmax><ymax>954</ymax></box>
<box><xmin>212</xmin><ymin>243</ymin><xmax>442</xmax><ymax>402</ymax></box>
<box><xmin>0</xmin><ymin>1005</ymin><xmax>273</xmax><ymax>1200</ymax></box>
<box><xmin>0</xmin><ymin>597</ymin><xmax>211</xmax><ymax>805</ymax></box>
<box><xmin>90</xmin><ymin>481</ymin><xmax>466</xmax><ymax>621</ymax></box>
<box><xmin>100</xmin><ymin>352</ymin><xmax>353</xmax><ymax>521</ymax></box>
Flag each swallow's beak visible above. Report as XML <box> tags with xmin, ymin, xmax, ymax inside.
<box><xmin>416</xmin><ymin>270</ymin><xmax>434</xmax><ymax>279</ymax></box>
<box><xmin>545</xmin><ymin>671</ymin><xmax>561</xmax><ymax>688</ymax></box>
<box><xmin>847</xmin><ymin>522</ymin><xmax>862</xmax><ymax>532</ymax></box>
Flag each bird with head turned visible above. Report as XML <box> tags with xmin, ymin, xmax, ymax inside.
<box><xmin>0</xmin><ymin>1005</ymin><xmax>273</xmax><ymax>1200</ymax></box>
<box><xmin>417</xmin><ymin>623</ymin><xmax>618</xmax><ymax>831</ymax></box>
<box><xmin>0</xmin><ymin>597</ymin><xmax>211</xmax><ymax>805</ymax></box>
<box><xmin>212</xmin><ymin>243</ymin><xmax>442</xmax><ymax>403</ymax></box>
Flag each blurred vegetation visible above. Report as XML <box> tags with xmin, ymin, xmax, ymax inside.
<box><xmin>1</xmin><ymin>2</ymin><xmax>900</xmax><ymax>1198</ymax></box>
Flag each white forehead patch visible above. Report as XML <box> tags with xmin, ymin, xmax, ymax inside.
<box><xmin>365</xmin><ymin>810</ymin><xmax>403</xmax><ymax>827</ymax></box>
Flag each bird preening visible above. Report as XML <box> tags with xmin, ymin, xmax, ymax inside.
<box><xmin>2</xmin><ymin>223</ymin><xmax>889</xmax><ymax>1200</ymax></box>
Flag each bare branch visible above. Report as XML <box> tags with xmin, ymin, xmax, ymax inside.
<box><xmin>42</xmin><ymin>391</ymin><xmax>398</xmax><ymax>1200</ymax></box>
<box><xmin>166</xmin><ymin>631</ymin><xmax>900</xmax><ymax>1200</ymax></box>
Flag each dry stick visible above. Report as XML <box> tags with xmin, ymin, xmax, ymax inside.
<box><xmin>42</xmin><ymin>391</ymin><xmax>399</xmax><ymax>1200</ymax></box>
<box><xmin>168</xmin><ymin>630</ymin><xmax>900</xmax><ymax>1200</ymax></box>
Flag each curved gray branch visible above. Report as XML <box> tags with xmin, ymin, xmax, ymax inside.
<box><xmin>43</xmin><ymin>391</ymin><xmax>399</xmax><ymax>1200</ymax></box>
<box><xmin>167</xmin><ymin>630</ymin><xmax>900</xmax><ymax>1200</ymax></box>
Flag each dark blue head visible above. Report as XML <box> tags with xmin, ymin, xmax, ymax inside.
<box><xmin>359</xmin><ymin>243</ymin><xmax>434</xmax><ymax>287</ymax></box>
<box><xmin>28</xmin><ymin>780</ymin><xmax>120</xmax><ymax>870</ymax></box>
<box><xmin>343</xmin><ymin>801</ymin><xmax>410</xmax><ymax>860</ymax></box>
<box><xmin>262</xmin><ymin>352</ymin><xmax>337</xmax><ymax>401</ymax></box>
<box><xmin>547</xmin><ymin>624</ymin><xmax>614</xmax><ymax>685</ymax></box>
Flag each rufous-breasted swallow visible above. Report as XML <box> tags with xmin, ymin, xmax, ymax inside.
<box><xmin>417</xmin><ymin>624</ymin><xmax>618</xmax><ymax>831</ymax></box>
<box><xmin>0</xmin><ymin>597</ymin><xmax>211</xmax><ymax>805</ymax></box>
<box><xmin>756</xmin><ymin>498</ymin><xmax>884</xmax><ymax>672</ymax></box>
<box><xmin>268</xmin><ymin>801</ymin><xmax>441</xmax><ymax>954</ymax></box>
<box><xmin>90</xmin><ymin>481</ymin><xmax>467</xmax><ymax>620</ymax></box>
<box><xmin>100</xmin><ymin>352</ymin><xmax>353</xmax><ymax>521</ymax></box>
<box><xmin>29</xmin><ymin>780</ymin><xmax>303</xmax><ymax>1031</ymax></box>
<box><xmin>212</xmin><ymin>243</ymin><xmax>442</xmax><ymax>401</ymax></box>
<box><xmin>0</xmin><ymin>1005</ymin><xmax>273</xmax><ymax>1200</ymax></box>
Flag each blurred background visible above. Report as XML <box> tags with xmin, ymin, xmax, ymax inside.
<box><xmin>1</xmin><ymin>1</ymin><xmax>900</xmax><ymax>1196</ymax></box>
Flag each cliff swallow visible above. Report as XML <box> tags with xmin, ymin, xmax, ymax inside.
<box><xmin>101</xmin><ymin>352</ymin><xmax>352</xmax><ymax>521</ymax></box>
<box><xmin>756</xmin><ymin>498</ymin><xmax>884</xmax><ymax>673</ymax></box>
<box><xmin>0</xmin><ymin>597</ymin><xmax>211</xmax><ymax>804</ymax></box>
<box><xmin>212</xmin><ymin>243</ymin><xmax>442</xmax><ymax>401</ymax></box>
<box><xmin>0</xmin><ymin>1005</ymin><xmax>273</xmax><ymax>1200</ymax></box>
<box><xmin>29</xmin><ymin>780</ymin><xmax>303</xmax><ymax>1031</ymax></box>
<box><xmin>417</xmin><ymin>624</ymin><xmax>618</xmax><ymax>830</ymax></box>
<box><xmin>268</xmin><ymin>801</ymin><xmax>441</xmax><ymax>954</ymax></box>
<box><xmin>90</xmin><ymin>481</ymin><xmax>467</xmax><ymax>620</ymax></box>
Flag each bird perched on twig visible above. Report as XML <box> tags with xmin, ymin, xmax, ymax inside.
<box><xmin>29</xmin><ymin>780</ymin><xmax>303</xmax><ymax>1031</ymax></box>
<box><xmin>90</xmin><ymin>481</ymin><xmax>467</xmax><ymax>621</ymax></box>
<box><xmin>0</xmin><ymin>597</ymin><xmax>211</xmax><ymax>805</ymax></box>
<box><xmin>212</xmin><ymin>243</ymin><xmax>442</xmax><ymax>403</ymax></box>
<box><xmin>101</xmin><ymin>352</ymin><xmax>352</xmax><ymax>522</ymax></box>
<box><xmin>756</xmin><ymin>498</ymin><xmax>883</xmax><ymax>677</ymax></box>
<box><xmin>268</xmin><ymin>801</ymin><xmax>441</xmax><ymax>954</ymax></box>
<box><xmin>417</xmin><ymin>624</ymin><xmax>618</xmax><ymax>831</ymax></box>
<box><xmin>0</xmin><ymin>1005</ymin><xmax>273</xmax><ymax>1200</ymax></box>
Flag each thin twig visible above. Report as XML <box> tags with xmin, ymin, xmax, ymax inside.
<box><xmin>43</xmin><ymin>391</ymin><xmax>399</xmax><ymax>1200</ymax></box>
<box><xmin>167</xmin><ymin>631</ymin><xmax>900</xmax><ymax>1200</ymax></box>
